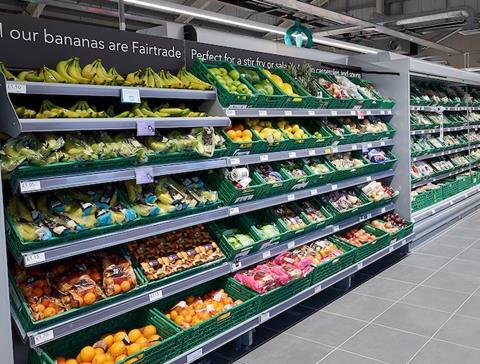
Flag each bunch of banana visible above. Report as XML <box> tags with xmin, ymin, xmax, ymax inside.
<box><xmin>8</xmin><ymin>196</ymin><xmax>51</xmax><ymax>241</ymax></box>
<box><xmin>159</xmin><ymin>70</ymin><xmax>184</xmax><ymax>88</ymax></box>
<box><xmin>88</xmin><ymin>132</ymin><xmax>148</xmax><ymax>162</ymax></box>
<box><xmin>177</xmin><ymin>175</ymin><xmax>218</xmax><ymax>206</ymax></box>
<box><xmin>107</xmin><ymin>67</ymin><xmax>125</xmax><ymax>85</ymax></box>
<box><xmin>0</xmin><ymin>62</ymin><xmax>17</xmax><ymax>81</ymax></box>
<box><xmin>63</xmin><ymin>133</ymin><xmax>97</xmax><ymax>161</ymax></box>
<box><xmin>42</xmin><ymin>65</ymin><xmax>70</xmax><ymax>83</ymax></box>
<box><xmin>56</xmin><ymin>57</ymin><xmax>90</xmax><ymax>84</ymax></box>
<box><xmin>15</xmin><ymin>106</ymin><xmax>36</xmax><ymax>119</ymax></box>
<box><xmin>35</xmin><ymin>100</ymin><xmax>82</xmax><ymax>118</ymax></box>
<box><xmin>69</xmin><ymin>101</ymin><xmax>107</xmax><ymax>118</ymax></box>
<box><xmin>124</xmin><ymin>70</ymin><xmax>143</xmax><ymax>86</ymax></box>
<box><xmin>81</xmin><ymin>58</ymin><xmax>114</xmax><ymax>85</ymax></box>
<box><xmin>17</xmin><ymin>69</ymin><xmax>45</xmax><ymax>82</ymax></box>
<box><xmin>177</xmin><ymin>67</ymin><xmax>213</xmax><ymax>90</ymax></box>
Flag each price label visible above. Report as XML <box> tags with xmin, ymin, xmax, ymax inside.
<box><xmin>135</xmin><ymin>167</ymin><xmax>154</xmax><ymax>184</ymax></box>
<box><xmin>357</xmin><ymin>262</ymin><xmax>364</xmax><ymax>269</ymax></box>
<box><xmin>380</xmin><ymin>110</ymin><xmax>386</xmax><ymax>115</ymax></box>
<box><xmin>187</xmin><ymin>349</ymin><xmax>203</xmax><ymax>363</ymax></box>
<box><xmin>262</xmin><ymin>250</ymin><xmax>272</xmax><ymax>259</ymax></box>
<box><xmin>149</xmin><ymin>290</ymin><xmax>163</xmax><ymax>302</ymax></box>
<box><xmin>450</xmin><ymin>201</ymin><xmax>454</xmax><ymax>205</ymax></box>
<box><xmin>260</xmin><ymin>312</ymin><xmax>270</xmax><ymax>323</ymax></box>
<box><xmin>366</xmin><ymin>110</ymin><xmax>372</xmax><ymax>115</ymax></box>
<box><xmin>380</xmin><ymin>141</ymin><xmax>385</xmax><ymax>146</ymax></box>
<box><xmin>366</xmin><ymin>176</ymin><xmax>372</xmax><ymax>182</ymax></box>
<box><xmin>367</xmin><ymin>213</ymin><xmax>372</xmax><ymax>219</ymax></box>
<box><xmin>231</xmin><ymin>261</ymin><xmax>242</xmax><ymax>271</ymax></box>
<box><xmin>288</xmin><ymin>152</ymin><xmax>297</xmax><ymax>158</ymax></box>
<box><xmin>431</xmin><ymin>209</ymin><xmax>436</xmax><ymax>214</ymax></box>
<box><xmin>367</xmin><ymin>143</ymin><xmax>373</xmax><ymax>148</ymax></box>
<box><xmin>310</xmin><ymin>188</ymin><xmax>318</xmax><ymax>196</ymax></box>
<box><xmin>308</xmin><ymin>110</ymin><xmax>316</xmax><ymax>116</ymax></box>
<box><xmin>421</xmin><ymin>130</ymin><xmax>425</xmax><ymax>134</ymax></box>
<box><xmin>121</xmin><ymin>88</ymin><xmax>141</xmax><ymax>103</ymax></box>
<box><xmin>324</xmin><ymin>148</ymin><xmax>332</xmax><ymax>154</ymax></box>
<box><xmin>308</xmin><ymin>149</ymin><xmax>316</xmax><ymax>156</ymax></box>
<box><xmin>136</xmin><ymin>119</ymin><xmax>155</xmax><ymax>136</ymax></box>
<box><xmin>288</xmin><ymin>241</ymin><xmax>295</xmax><ymax>249</ymax></box>
<box><xmin>351</xmin><ymin>145</ymin><xmax>358</xmax><ymax>150</ymax></box>
<box><xmin>387</xmin><ymin>110</ymin><xmax>393</xmax><ymax>115</ymax></box>
<box><xmin>389</xmin><ymin>246</ymin><xmax>394</xmax><ymax>253</ymax></box>
<box><xmin>351</xmin><ymin>110</ymin><xmax>357</xmax><ymax>116</ymax></box>
<box><xmin>225</xmin><ymin>109</ymin><xmax>236</xmax><ymax>117</ymax></box>
<box><xmin>333</xmin><ymin>225</ymin><xmax>339</xmax><ymax>232</ymax></box>
<box><xmin>34</xmin><ymin>330</ymin><xmax>54</xmax><ymax>346</ymax></box>
<box><xmin>314</xmin><ymin>284</ymin><xmax>322</xmax><ymax>294</ymax></box>
<box><xmin>331</xmin><ymin>184</ymin><xmax>338</xmax><ymax>191</ymax></box>
<box><xmin>229</xmin><ymin>207</ymin><xmax>240</xmax><ymax>216</ymax></box>
<box><xmin>285</xmin><ymin>110</ymin><xmax>293</xmax><ymax>116</ymax></box>
<box><xmin>7</xmin><ymin>82</ymin><xmax>26</xmax><ymax>94</ymax></box>
<box><xmin>260</xmin><ymin>154</ymin><xmax>269</xmax><ymax>162</ymax></box>
<box><xmin>381</xmin><ymin>207</ymin><xmax>386</xmax><ymax>213</ymax></box>
<box><xmin>357</xmin><ymin>111</ymin><xmax>365</xmax><ymax>119</ymax></box>
<box><xmin>230</xmin><ymin>157</ymin><xmax>240</xmax><ymax>166</ymax></box>
<box><xmin>331</xmin><ymin>110</ymin><xmax>338</xmax><ymax>116</ymax></box>
<box><xmin>287</xmin><ymin>194</ymin><xmax>295</xmax><ymax>201</ymax></box>
<box><xmin>20</xmin><ymin>180</ymin><xmax>41</xmax><ymax>193</ymax></box>
<box><xmin>24</xmin><ymin>253</ymin><xmax>45</xmax><ymax>266</ymax></box>
<box><xmin>259</xmin><ymin>110</ymin><xmax>267</xmax><ymax>116</ymax></box>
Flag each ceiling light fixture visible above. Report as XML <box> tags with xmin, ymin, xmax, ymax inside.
<box><xmin>124</xmin><ymin>0</ymin><xmax>378</xmax><ymax>54</ymax></box>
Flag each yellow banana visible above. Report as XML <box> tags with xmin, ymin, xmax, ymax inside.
<box><xmin>56</xmin><ymin>58</ymin><xmax>78</xmax><ymax>84</ymax></box>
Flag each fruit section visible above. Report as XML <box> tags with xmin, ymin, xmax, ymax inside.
<box><xmin>409</xmin><ymin>79</ymin><xmax>480</xmax><ymax>215</ymax></box>
<box><xmin>0</xmin><ymin>52</ymin><xmax>411</xmax><ymax>364</ymax></box>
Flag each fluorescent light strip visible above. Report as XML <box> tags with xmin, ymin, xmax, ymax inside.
<box><xmin>124</xmin><ymin>0</ymin><xmax>378</xmax><ymax>54</ymax></box>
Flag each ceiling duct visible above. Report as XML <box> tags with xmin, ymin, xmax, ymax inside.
<box><xmin>393</xmin><ymin>10</ymin><xmax>470</xmax><ymax>27</ymax></box>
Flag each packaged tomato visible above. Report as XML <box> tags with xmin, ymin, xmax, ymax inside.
<box><xmin>100</xmin><ymin>252</ymin><xmax>137</xmax><ymax>296</ymax></box>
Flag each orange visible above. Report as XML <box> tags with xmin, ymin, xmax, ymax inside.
<box><xmin>113</xmin><ymin>284</ymin><xmax>122</xmax><ymax>295</ymax></box>
<box><xmin>33</xmin><ymin>304</ymin><xmax>45</xmax><ymax>313</ymax></box>
<box><xmin>113</xmin><ymin>331</ymin><xmax>127</xmax><ymax>343</ymax></box>
<box><xmin>148</xmin><ymin>334</ymin><xmax>160</xmax><ymax>342</ymax></box>
<box><xmin>94</xmin><ymin>348</ymin><xmax>105</xmax><ymax>356</ymax></box>
<box><xmin>44</xmin><ymin>306</ymin><xmax>57</xmax><ymax>318</ymax></box>
<box><xmin>125</xmin><ymin>359</ymin><xmax>138</xmax><ymax>364</ymax></box>
<box><xmin>120</xmin><ymin>281</ymin><xmax>131</xmax><ymax>292</ymax></box>
<box><xmin>79</xmin><ymin>346</ymin><xmax>95</xmax><ymax>362</ymax></box>
<box><xmin>226</xmin><ymin>130</ymin><xmax>236</xmax><ymax>139</ymax></box>
<box><xmin>127</xmin><ymin>343</ymin><xmax>141</xmax><ymax>356</ymax></box>
<box><xmin>242</xmin><ymin>130</ymin><xmax>252</xmax><ymax>138</ymax></box>
<box><xmin>56</xmin><ymin>357</ymin><xmax>67</xmax><ymax>364</ymax></box>
<box><xmin>83</xmin><ymin>292</ymin><xmax>96</xmax><ymax>305</ymax></box>
<box><xmin>65</xmin><ymin>360</ymin><xmax>78</xmax><ymax>364</ymax></box>
<box><xmin>104</xmin><ymin>353</ymin><xmax>114</xmax><ymax>362</ymax></box>
<box><xmin>235</xmin><ymin>130</ymin><xmax>242</xmax><ymax>137</ymax></box>
<box><xmin>92</xmin><ymin>353</ymin><xmax>108</xmax><ymax>364</ymax></box>
<box><xmin>173</xmin><ymin>315</ymin><xmax>183</xmax><ymax>325</ymax></box>
<box><xmin>109</xmin><ymin>342</ymin><xmax>126</xmax><ymax>357</ymax></box>
<box><xmin>127</xmin><ymin>329</ymin><xmax>142</xmax><ymax>343</ymax></box>
<box><xmin>142</xmin><ymin>325</ymin><xmax>157</xmax><ymax>339</ymax></box>
<box><xmin>114</xmin><ymin>354</ymin><xmax>127</xmax><ymax>362</ymax></box>
<box><xmin>135</xmin><ymin>337</ymin><xmax>148</xmax><ymax>347</ymax></box>
<box><xmin>101</xmin><ymin>335</ymin><xmax>114</xmax><ymax>348</ymax></box>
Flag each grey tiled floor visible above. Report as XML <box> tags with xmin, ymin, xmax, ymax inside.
<box><xmin>200</xmin><ymin>211</ymin><xmax>480</xmax><ymax>364</ymax></box>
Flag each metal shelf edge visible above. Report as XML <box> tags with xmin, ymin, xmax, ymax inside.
<box><xmin>411</xmin><ymin>162</ymin><xmax>480</xmax><ymax>189</ymax></box>
<box><xmin>225</xmin><ymin>108</ymin><xmax>393</xmax><ymax>118</ymax></box>
<box><xmin>412</xmin><ymin>144</ymin><xmax>480</xmax><ymax>162</ymax></box>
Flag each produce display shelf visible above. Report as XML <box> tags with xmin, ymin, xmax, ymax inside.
<box><xmin>410</xmin><ymin>105</ymin><xmax>479</xmax><ymax>112</ymax></box>
<box><xmin>411</xmin><ymin>162</ymin><xmax>479</xmax><ymax>189</ymax></box>
<box><xmin>12</xmin><ymin>203</ymin><xmax>395</xmax><ymax>348</ymax></box>
<box><xmin>412</xmin><ymin>144</ymin><xmax>480</xmax><ymax>162</ymax></box>
<box><xmin>5</xmin><ymin>81</ymin><xmax>217</xmax><ymax>99</ymax></box>
<box><xmin>18</xmin><ymin>116</ymin><xmax>231</xmax><ymax>132</ymax></box>
<box><xmin>410</xmin><ymin>125</ymin><xmax>480</xmax><ymax>135</ymax></box>
<box><xmin>15</xmin><ymin>140</ymin><xmax>394</xmax><ymax>193</ymax></box>
<box><xmin>224</xmin><ymin>108</ymin><xmax>393</xmax><ymax>118</ymax></box>
<box><xmin>165</xmin><ymin>232</ymin><xmax>412</xmax><ymax>364</ymax></box>
<box><xmin>13</xmin><ymin>170</ymin><xmax>394</xmax><ymax>267</ymax></box>
<box><xmin>413</xmin><ymin>185</ymin><xmax>480</xmax><ymax>243</ymax></box>
<box><xmin>413</xmin><ymin>184</ymin><xmax>480</xmax><ymax>224</ymax></box>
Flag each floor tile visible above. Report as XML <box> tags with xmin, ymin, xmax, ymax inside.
<box><xmin>408</xmin><ymin>339</ymin><xmax>480</xmax><ymax>364</ymax></box>
<box><xmin>239</xmin><ymin>332</ymin><xmax>332</xmax><ymax>364</ymax></box>
<box><xmin>422</xmin><ymin>270</ymin><xmax>480</xmax><ymax>294</ymax></box>
<box><xmin>456</xmin><ymin>247</ymin><xmax>480</xmax><ymax>262</ymax></box>
<box><xmin>441</xmin><ymin>258</ymin><xmax>480</xmax><ymax>276</ymax></box>
<box><xmin>434</xmin><ymin>234</ymin><xmax>476</xmax><ymax>248</ymax></box>
<box><xmin>457</xmin><ymin>295</ymin><xmax>480</xmax><ymax>319</ymax></box>
<box><xmin>435</xmin><ymin>314</ymin><xmax>480</xmax><ymax>349</ymax></box>
<box><xmin>374</xmin><ymin>302</ymin><xmax>450</xmax><ymax>336</ymax></box>
<box><xmin>401</xmin><ymin>285</ymin><xmax>469</xmax><ymax>313</ymax></box>
<box><xmin>285</xmin><ymin>311</ymin><xmax>366</xmax><ymax>347</ymax></box>
<box><xmin>352</xmin><ymin>276</ymin><xmax>416</xmax><ymax>301</ymax></box>
<box><xmin>399</xmin><ymin>253</ymin><xmax>451</xmax><ymax>270</ymax></box>
<box><xmin>341</xmin><ymin>324</ymin><xmax>428</xmax><ymax>364</ymax></box>
<box><xmin>378</xmin><ymin>263</ymin><xmax>434</xmax><ymax>284</ymax></box>
<box><xmin>445</xmin><ymin>228</ymin><xmax>479</xmax><ymax>238</ymax></box>
<box><xmin>298</xmin><ymin>286</ymin><xmax>345</xmax><ymax>310</ymax></box>
<box><xmin>319</xmin><ymin>349</ymin><xmax>387</xmax><ymax>364</ymax></box>
<box><xmin>415</xmin><ymin>243</ymin><xmax>462</xmax><ymax>259</ymax></box>
<box><xmin>262</xmin><ymin>305</ymin><xmax>315</xmax><ymax>332</ymax></box>
<box><xmin>322</xmin><ymin>292</ymin><xmax>393</xmax><ymax>321</ymax></box>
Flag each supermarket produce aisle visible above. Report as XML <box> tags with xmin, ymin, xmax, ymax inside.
<box><xmin>201</xmin><ymin>211</ymin><xmax>480</xmax><ymax>364</ymax></box>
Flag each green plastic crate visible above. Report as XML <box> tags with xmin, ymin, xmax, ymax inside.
<box><xmin>321</xmin><ymin>190</ymin><xmax>372</xmax><ymax>222</ymax></box>
<box><xmin>301</xmin><ymin>157</ymin><xmax>335</xmax><ymax>186</ymax></box>
<box><xmin>362</xmin><ymin>150</ymin><xmax>397</xmax><ymax>174</ymax></box>
<box><xmin>269</xmin><ymin>203</ymin><xmax>314</xmax><ymax>240</ymax></box>
<box><xmin>29</xmin><ymin>307</ymin><xmax>183</xmax><ymax>364</ymax></box>
<box><xmin>333</xmin><ymin>225</ymin><xmax>391</xmax><ymax>262</ymax></box>
<box><xmin>10</xmin><ymin>253</ymin><xmax>148</xmax><ymax>332</ymax></box>
<box><xmin>236</xmin><ymin>65</ymin><xmax>287</xmax><ymax>108</ymax></box>
<box><xmin>276</xmin><ymin>161</ymin><xmax>312</xmax><ymax>192</ymax></box>
<box><xmin>244</xmin><ymin>209</ymin><xmax>288</xmax><ymax>247</ymax></box>
<box><xmin>411</xmin><ymin>189</ymin><xmax>435</xmax><ymax>212</ymax></box>
<box><xmin>310</xmin><ymin>240</ymin><xmax>356</xmax><ymax>285</ymax></box>
<box><xmin>251</xmin><ymin>164</ymin><xmax>292</xmax><ymax>198</ymax></box>
<box><xmin>261</xmin><ymin>67</ymin><xmax>313</xmax><ymax>108</ymax></box>
<box><xmin>191</xmin><ymin>58</ymin><xmax>256</xmax><ymax>107</ymax></box>
<box><xmin>313</xmin><ymin>72</ymin><xmax>357</xmax><ymax>109</ymax></box>
<box><xmin>221</xmin><ymin>128</ymin><xmax>264</xmax><ymax>155</ymax></box>
<box><xmin>151</xmin><ymin>277</ymin><xmax>258</xmax><ymax>353</ymax></box>
<box><xmin>302</xmin><ymin>123</ymin><xmax>335</xmax><ymax>148</ymax></box>
<box><xmin>325</xmin><ymin>153</ymin><xmax>372</xmax><ymax>182</ymax></box>
<box><xmin>291</xmin><ymin>199</ymin><xmax>333</xmax><ymax>230</ymax></box>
